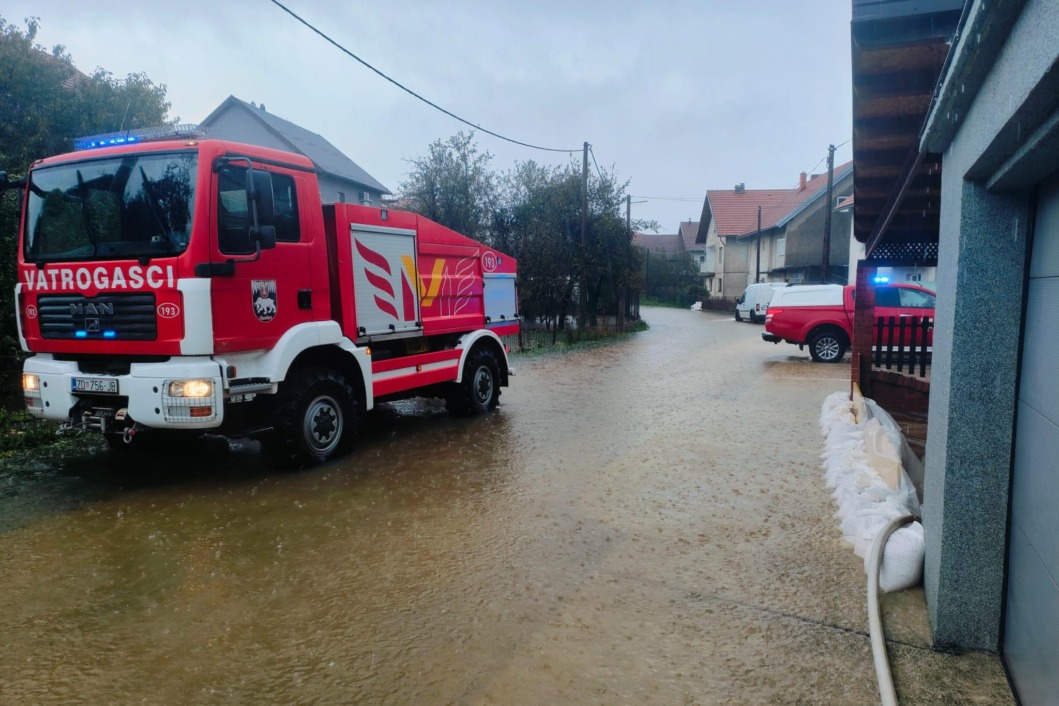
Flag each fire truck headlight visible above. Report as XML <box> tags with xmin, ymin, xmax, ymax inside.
<box><xmin>168</xmin><ymin>379</ymin><xmax>213</xmax><ymax>398</ymax></box>
<box><xmin>22</xmin><ymin>374</ymin><xmax>40</xmax><ymax>392</ymax></box>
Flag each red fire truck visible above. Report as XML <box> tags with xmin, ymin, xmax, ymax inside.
<box><xmin>4</xmin><ymin>126</ymin><xmax>518</xmax><ymax>466</ymax></box>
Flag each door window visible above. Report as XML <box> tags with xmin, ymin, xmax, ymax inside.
<box><xmin>217</xmin><ymin>167</ymin><xmax>300</xmax><ymax>254</ymax></box>
<box><xmin>899</xmin><ymin>288</ymin><xmax>935</xmax><ymax>308</ymax></box>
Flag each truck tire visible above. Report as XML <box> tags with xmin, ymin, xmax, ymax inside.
<box><xmin>446</xmin><ymin>347</ymin><xmax>501</xmax><ymax>416</ymax></box>
<box><xmin>734</xmin><ymin>309</ymin><xmax>742</xmax><ymax>322</ymax></box>
<box><xmin>809</xmin><ymin>330</ymin><xmax>848</xmax><ymax>363</ymax></box>
<box><xmin>264</xmin><ymin>367</ymin><xmax>358</xmax><ymax>468</ymax></box>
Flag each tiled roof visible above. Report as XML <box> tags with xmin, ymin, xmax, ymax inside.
<box><xmin>202</xmin><ymin>96</ymin><xmax>390</xmax><ymax>194</ymax></box>
<box><xmin>633</xmin><ymin>232</ymin><xmax>686</xmax><ymax>256</ymax></box>
<box><xmin>678</xmin><ymin>221</ymin><xmax>701</xmax><ymax>251</ymax></box>
<box><xmin>707</xmin><ymin>162</ymin><xmax>852</xmax><ymax>238</ymax></box>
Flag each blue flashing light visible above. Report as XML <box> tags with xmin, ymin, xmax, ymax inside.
<box><xmin>73</xmin><ymin>124</ymin><xmax>202</xmax><ymax>151</ymax></box>
<box><xmin>74</xmin><ymin>331</ymin><xmax>88</xmax><ymax>338</ymax></box>
<box><xmin>873</xmin><ymin>276</ymin><xmax>890</xmax><ymax>284</ymax></box>
<box><xmin>103</xmin><ymin>331</ymin><xmax>117</xmax><ymax>339</ymax></box>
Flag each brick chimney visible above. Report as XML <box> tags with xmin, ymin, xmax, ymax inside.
<box><xmin>799</xmin><ymin>172</ymin><xmax>807</xmax><ymax>191</ymax></box>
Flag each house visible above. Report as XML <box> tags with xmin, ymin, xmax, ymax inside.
<box><xmin>696</xmin><ymin>167</ymin><xmax>853</xmax><ymax>299</ymax></box>
<box><xmin>200</xmin><ymin>95</ymin><xmax>391</xmax><ymax>206</ymax></box>
<box><xmin>850</xmin><ymin>0</ymin><xmax>1058</xmax><ymax>701</ymax></box>
<box><xmin>679</xmin><ymin>221</ymin><xmax>712</xmax><ymax>280</ymax></box>
<box><xmin>631</xmin><ymin>231</ymin><xmax>686</xmax><ymax>258</ymax></box>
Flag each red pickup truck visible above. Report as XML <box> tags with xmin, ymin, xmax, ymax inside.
<box><xmin>762</xmin><ymin>283</ymin><xmax>935</xmax><ymax>362</ymax></box>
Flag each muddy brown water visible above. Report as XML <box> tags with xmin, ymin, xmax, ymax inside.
<box><xmin>0</xmin><ymin>308</ymin><xmax>1011</xmax><ymax>705</ymax></box>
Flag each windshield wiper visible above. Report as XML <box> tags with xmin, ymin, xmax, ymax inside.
<box><xmin>139</xmin><ymin>165</ymin><xmax>176</xmax><ymax>255</ymax></box>
<box><xmin>75</xmin><ymin>169</ymin><xmax>100</xmax><ymax>257</ymax></box>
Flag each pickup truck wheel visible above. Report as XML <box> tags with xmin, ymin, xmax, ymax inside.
<box><xmin>809</xmin><ymin>331</ymin><xmax>848</xmax><ymax>363</ymax></box>
<box><xmin>446</xmin><ymin>347</ymin><xmax>501</xmax><ymax>416</ymax></box>
<box><xmin>264</xmin><ymin>368</ymin><xmax>358</xmax><ymax>468</ymax></box>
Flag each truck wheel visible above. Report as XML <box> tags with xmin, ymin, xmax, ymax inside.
<box><xmin>446</xmin><ymin>347</ymin><xmax>501</xmax><ymax>416</ymax></box>
<box><xmin>734</xmin><ymin>310</ymin><xmax>742</xmax><ymax>322</ymax></box>
<box><xmin>749</xmin><ymin>311</ymin><xmax>760</xmax><ymax>324</ymax></box>
<box><xmin>809</xmin><ymin>330</ymin><xmax>848</xmax><ymax>363</ymax></box>
<box><xmin>264</xmin><ymin>368</ymin><xmax>358</xmax><ymax>468</ymax></box>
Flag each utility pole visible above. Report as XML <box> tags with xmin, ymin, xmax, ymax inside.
<box><xmin>620</xmin><ymin>194</ymin><xmax>630</xmax><ymax>330</ymax></box>
<box><xmin>821</xmin><ymin>143</ymin><xmax>835</xmax><ymax>283</ymax></box>
<box><xmin>755</xmin><ymin>205</ymin><xmax>762</xmax><ymax>283</ymax></box>
<box><xmin>578</xmin><ymin>141</ymin><xmax>588</xmax><ymax>333</ymax></box>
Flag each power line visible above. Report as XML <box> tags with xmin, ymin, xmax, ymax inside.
<box><xmin>588</xmin><ymin>146</ymin><xmax>605</xmax><ymax>182</ymax></box>
<box><xmin>632</xmin><ymin>195</ymin><xmax>702</xmax><ymax>202</ymax></box>
<box><xmin>267</xmin><ymin>0</ymin><xmax>580</xmax><ymax>154</ymax></box>
<box><xmin>805</xmin><ymin>137</ymin><xmax>852</xmax><ymax>177</ymax></box>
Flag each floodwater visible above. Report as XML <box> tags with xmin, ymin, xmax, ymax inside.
<box><xmin>0</xmin><ymin>307</ymin><xmax>1011</xmax><ymax>705</ymax></box>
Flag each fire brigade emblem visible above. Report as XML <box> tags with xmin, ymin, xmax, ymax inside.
<box><xmin>252</xmin><ymin>280</ymin><xmax>277</xmax><ymax>322</ymax></box>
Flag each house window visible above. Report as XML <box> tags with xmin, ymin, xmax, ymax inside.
<box><xmin>338</xmin><ymin>191</ymin><xmax>345</xmax><ymax>203</ymax></box>
<box><xmin>906</xmin><ymin>273</ymin><xmax>922</xmax><ymax>282</ymax></box>
<box><xmin>776</xmin><ymin>237</ymin><xmax>786</xmax><ymax>260</ymax></box>
<box><xmin>718</xmin><ymin>278</ymin><xmax>722</xmax><ymax>293</ymax></box>
<box><xmin>700</xmin><ymin>255</ymin><xmax>705</xmax><ymax>263</ymax></box>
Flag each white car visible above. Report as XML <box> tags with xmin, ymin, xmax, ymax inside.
<box><xmin>735</xmin><ymin>282</ymin><xmax>786</xmax><ymax>323</ymax></box>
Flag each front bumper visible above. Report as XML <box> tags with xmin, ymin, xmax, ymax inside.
<box><xmin>23</xmin><ymin>354</ymin><xmax>225</xmax><ymax>430</ymax></box>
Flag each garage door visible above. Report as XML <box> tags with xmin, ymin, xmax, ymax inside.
<box><xmin>1004</xmin><ymin>170</ymin><xmax>1059</xmax><ymax>704</ymax></box>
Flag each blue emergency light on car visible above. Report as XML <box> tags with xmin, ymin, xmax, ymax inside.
<box><xmin>73</xmin><ymin>124</ymin><xmax>205</xmax><ymax>151</ymax></box>
<box><xmin>873</xmin><ymin>276</ymin><xmax>890</xmax><ymax>284</ymax></box>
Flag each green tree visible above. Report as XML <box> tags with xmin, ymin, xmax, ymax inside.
<box><xmin>401</xmin><ymin>133</ymin><xmax>649</xmax><ymax>341</ymax></box>
<box><xmin>398</xmin><ymin>131</ymin><xmax>496</xmax><ymax>242</ymax></box>
<box><xmin>0</xmin><ymin>14</ymin><xmax>172</xmax><ymax>394</ymax></box>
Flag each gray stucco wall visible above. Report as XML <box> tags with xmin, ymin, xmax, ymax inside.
<box><xmin>204</xmin><ymin>110</ymin><xmax>385</xmax><ymax>207</ymax></box>
<box><xmin>924</xmin><ymin>177</ymin><xmax>1030</xmax><ymax>650</ymax></box>
<box><xmin>921</xmin><ymin>0</ymin><xmax>1059</xmax><ymax>651</ymax></box>
<box><xmin>784</xmin><ymin>174</ymin><xmax>853</xmax><ymax>271</ymax></box>
<box><xmin>205</xmin><ymin>111</ymin><xmax>288</xmax><ymax>152</ymax></box>
<box><xmin>721</xmin><ymin>241</ymin><xmax>749</xmax><ymax>298</ymax></box>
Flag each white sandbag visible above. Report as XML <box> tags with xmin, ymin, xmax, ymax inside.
<box><xmin>865</xmin><ymin>521</ymin><xmax>925</xmax><ymax>593</ymax></box>
<box><xmin>820</xmin><ymin>392</ymin><xmax>924</xmax><ymax>590</ymax></box>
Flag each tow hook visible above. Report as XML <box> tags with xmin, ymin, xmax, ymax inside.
<box><xmin>122</xmin><ymin>423</ymin><xmax>146</xmax><ymax>445</ymax></box>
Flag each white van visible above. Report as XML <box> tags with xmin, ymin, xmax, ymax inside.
<box><xmin>735</xmin><ymin>282</ymin><xmax>787</xmax><ymax>323</ymax></box>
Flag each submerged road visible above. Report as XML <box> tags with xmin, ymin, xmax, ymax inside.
<box><xmin>0</xmin><ymin>307</ymin><xmax>1010</xmax><ymax>704</ymax></box>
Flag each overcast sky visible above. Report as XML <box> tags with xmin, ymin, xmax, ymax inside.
<box><xmin>5</xmin><ymin>0</ymin><xmax>853</xmax><ymax>233</ymax></box>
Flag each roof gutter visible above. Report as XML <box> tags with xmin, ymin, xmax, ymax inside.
<box><xmin>921</xmin><ymin>0</ymin><xmax>1026</xmax><ymax>154</ymax></box>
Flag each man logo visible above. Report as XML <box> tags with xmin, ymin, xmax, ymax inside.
<box><xmin>70</xmin><ymin>302</ymin><xmax>114</xmax><ymax>316</ymax></box>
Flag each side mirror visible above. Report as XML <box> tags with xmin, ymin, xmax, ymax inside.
<box><xmin>255</xmin><ymin>225</ymin><xmax>277</xmax><ymax>250</ymax></box>
<box><xmin>247</xmin><ymin>170</ymin><xmax>275</xmax><ymax>226</ymax></box>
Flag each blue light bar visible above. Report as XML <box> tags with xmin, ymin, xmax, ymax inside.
<box><xmin>873</xmin><ymin>276</ymin><xmax>890</xmax><ymax>284</ymax></box>
<box><xmin>73</xmin><ymin>124</ymin><xmax>205</xmax><ymax>151</ymax></box>
<box><xmin>74</xmin><ymin>331</ymin><xmax>88</xmax><ymax>338</ymax></box>
<box><xmin>103</xmin><ymin>331</ymin><xmax>117</xmax><ymax>339</ymax></box>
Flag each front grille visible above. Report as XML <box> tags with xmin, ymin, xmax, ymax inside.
<box><xmin>38</xmin><ymin>293</ymin><xmax>157</xmax><ymax>341</ymax></box>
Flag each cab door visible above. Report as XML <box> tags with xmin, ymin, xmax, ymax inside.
<box><xmin>209</xmin><ymin>162</ymin><xmax>315</xmax><ymax>354</ymax></box>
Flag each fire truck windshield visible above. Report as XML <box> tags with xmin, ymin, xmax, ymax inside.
<box><xmin>23</xmin><ymin>152</ymin><xmax>197</xmax><ymax>262</ymax></box>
